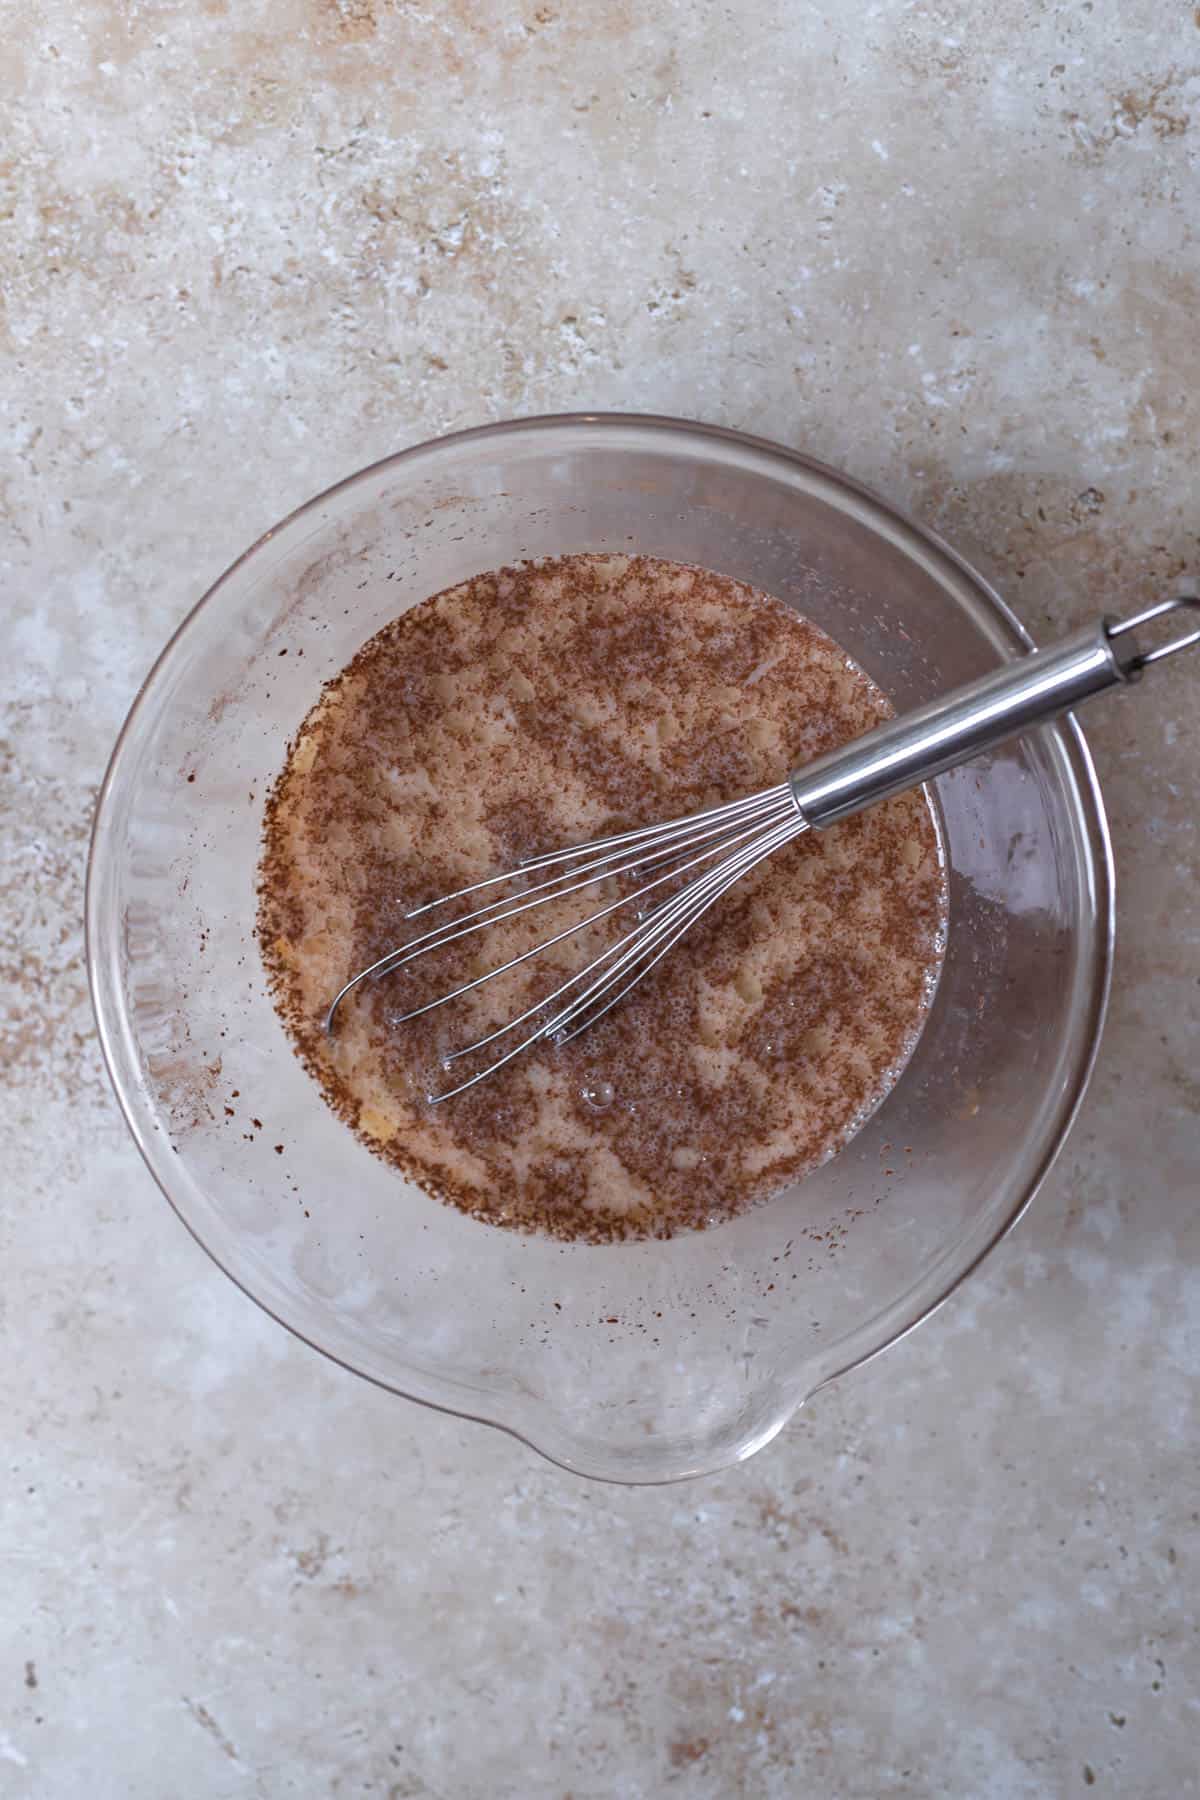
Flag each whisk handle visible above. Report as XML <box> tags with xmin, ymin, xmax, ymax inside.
<box><xmin>789</xmin><ymin>597</ymin><xmax>1199</xmax><ymax>829</ymax></box>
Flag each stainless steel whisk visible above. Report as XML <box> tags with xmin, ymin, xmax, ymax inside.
<box><xmin>326</xmin><ymin>596</ymin><xmax>1199</xmax><ymax>1100</ymax></box>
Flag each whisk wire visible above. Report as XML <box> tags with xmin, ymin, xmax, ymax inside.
<box><xmin>426</xmin><ymin>805</ymin><xmax>807</xmax><ymax>1103</ymax></box>
<box><xmin>324</xmin><ymin>786</ymin><xmax>799</xmax><ymax>1035</ymax></box>
<box><xmin>550</xmin><ymin>811</ymin><xmax>808</xmax><ymax>1051</ymax></box>
<box><xmin>509</xmin><ymin>785</ymin><xmax>795</xmax><ymax>875</ymax></box>
<box><xmin>403</xmin><ymin>783</ymin><xmax>792</xmax><ymax>918</ymax></box>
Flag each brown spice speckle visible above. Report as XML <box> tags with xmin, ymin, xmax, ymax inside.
<box><xmin>670</xmin><ymin>1737</ymin><xmax>711</xmax><ymax>1767</ymax></box>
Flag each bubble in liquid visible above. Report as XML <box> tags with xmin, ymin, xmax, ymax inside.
<box><xmin>581</xmin><ymin>1079</ymin><xmax>615</xmax><ymax>1112</ymax></box>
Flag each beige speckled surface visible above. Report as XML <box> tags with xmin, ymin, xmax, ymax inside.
<box><xmin>3</xmin><ymin>3</ymin><xmax>1198</xmax><ymax>1794</ymax></box>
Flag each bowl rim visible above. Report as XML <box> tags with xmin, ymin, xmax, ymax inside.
<box><xmin>86</xmin><ymin>410</ymin><xmax>1115</xmax><ymax>1484</ymax></box>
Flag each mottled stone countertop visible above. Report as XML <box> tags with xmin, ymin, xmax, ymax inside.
<box><xmin>3</xmin><ymin>2</ymin><xmax>1198</xmax><ymax>1794</ymax></box>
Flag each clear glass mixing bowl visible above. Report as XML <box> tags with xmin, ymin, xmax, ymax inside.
<box><xmin>87</xmin><ymin>415</ymin><xmax>1113</xmax><ymax>1482</ymax></box>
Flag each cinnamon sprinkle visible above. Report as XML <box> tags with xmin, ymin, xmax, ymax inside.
<box><xmin>257</xmin><ymin>554</ymin><xmax>946</xmax><ymax>1242</ymax></box>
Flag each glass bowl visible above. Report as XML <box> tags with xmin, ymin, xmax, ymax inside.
<box><xmin>87</xmin><ymin>414</ymin><xmax>1113</xmax><ymax>1483</ymax></box>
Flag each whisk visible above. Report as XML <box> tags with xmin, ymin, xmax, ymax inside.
<box><xmin>326</xmin><ymin>596</ymin><xmax>1199</xmax><ymax>1101</ymax></box>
